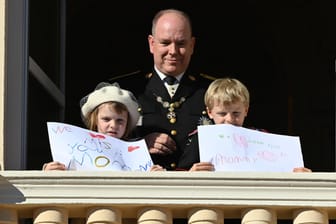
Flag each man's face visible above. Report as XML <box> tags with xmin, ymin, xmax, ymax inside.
<box><xmin>148</xmin><ymin>13</ymin><xmax>195</xmax><ymax>76</ymax></box>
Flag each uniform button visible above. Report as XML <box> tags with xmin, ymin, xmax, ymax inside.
<box><xmin>169</xmin><ymin>118</ymin><xmax>176</xmax><ymax>124</ymax></box>
<box><xmin>202</xmin><ymin>110</ymin><xmax>207</xmax><ymax>115</ymax></box>
<box><xmin>170</xmin><ymin>163</ymin><xmax>176</xmax><ymax>169</ymax></box>
<box><xmin>171</xmin><ymin>130</ymin><xmax>177</xmax><ymax>135</ymax></box>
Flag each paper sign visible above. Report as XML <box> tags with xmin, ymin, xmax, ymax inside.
<box><xmin>47</xmin><ymin>122</ymin><xmax>153</xmax><ymax>171</ymax></box>
<box><xmin>198</xmin><ymin>124</ymin><xmax>304</xmax><ymax>172</ymax></box>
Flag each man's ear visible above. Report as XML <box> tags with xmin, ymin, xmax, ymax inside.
<box><xmin>148</xmin><ymin>35</ymin><xmax>154</xmax><ymax>53</ymax></box>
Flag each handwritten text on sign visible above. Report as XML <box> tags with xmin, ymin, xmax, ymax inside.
<box><xmin>47</xmin><ymin>122</ymin><xmax>153</xmax><ymax>171</ymax></box>
<box><xmin>198</xmin><ymin>124</ymin><xmax>304</xmax><ymax>172</ymax></box>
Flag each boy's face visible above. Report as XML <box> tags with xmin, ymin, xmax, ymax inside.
<box><xmin>207</xmin><ymin>101</ymin><xmax>248</xmax><ymax>127</ymax></box>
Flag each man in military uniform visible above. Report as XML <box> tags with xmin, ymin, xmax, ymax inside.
<box><xmin>137</xmin><ymin>72</ymin><xmax>212</xmax><ymax>170</ymax></box>
<box><xmin>112</xmin><ymin>9</ymin><xmax>214</xmax><ymax>170</ymax></box>
<box><xmin>137</xmin><ymin>8</ymin><xmax>218</xmax><ymax>170</ymax></box>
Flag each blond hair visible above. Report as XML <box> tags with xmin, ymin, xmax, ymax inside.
<box><xmin>204</xmin><ymin>78</ymin><xmax>250</xmax><ymax>110</ymax></box>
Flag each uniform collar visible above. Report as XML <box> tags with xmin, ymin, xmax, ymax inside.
<box><xmin>154</xmin><ymin>66</ymin><xmax>184</xmax><ymax>82</ymax></box>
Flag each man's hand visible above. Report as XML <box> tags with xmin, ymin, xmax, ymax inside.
<box><xmin>145</xmin><ymin>132</ymin><xmax>176</xmax><ymax>155</ymax></box>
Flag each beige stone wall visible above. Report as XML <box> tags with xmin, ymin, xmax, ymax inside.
<box><xmin>0</xmin><ymin>0</ymin><xmax>5</xmax><ymax>170</ymax></box>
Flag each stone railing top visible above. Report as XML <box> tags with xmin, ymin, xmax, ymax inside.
<box><xmin>0</xmin><ymin>171</ymin><xmax>336</xmax><ymax>219</ymax></box>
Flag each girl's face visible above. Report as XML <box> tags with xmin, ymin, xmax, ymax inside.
<box><xmin>96</xmin><ymin>103</ymin><xmax>128</xmax><ymax>139</ymax></box>
<box><xmin>207</xmin><ymin>101</ymin><xmax>248</xmax><ymax>127</ymax></box>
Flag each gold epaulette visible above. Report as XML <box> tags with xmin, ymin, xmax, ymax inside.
<box><xmin>188</xmin><ymin>75</ymin><xmax>196</xmax><ymax>81</ymax></box>
<box><xmin>145</xmin><ymin>72</ymin><xmax>153</xmax><ymax>79</ymax></box>
<box><xmin>200</xmin><ymin>73</ymin><xmax>217</xmax><ymax>81</ymax></box>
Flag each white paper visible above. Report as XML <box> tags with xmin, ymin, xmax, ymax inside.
<box><xmin>198</xmin><ymin>124</ymin><xmax>304</xmax><ymax>172</ymax></box>
<box><xmin>47</xmin><ymin>122</ymin><xmax>153</xmax><ymax>171</ymax></box>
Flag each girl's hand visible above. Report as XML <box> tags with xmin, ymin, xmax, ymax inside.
<box><xmin>43</xmin><ymin>161</ymin><xmax>66</xmax><ymax>171</ymax></box>
<box><xmin>149</xmin><ymin>164</ymin><xmax>166</xmax><ymax>171</ymax></box>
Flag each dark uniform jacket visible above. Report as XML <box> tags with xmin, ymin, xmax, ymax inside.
<box><xmin>177</xmin><ymin>129</ymin><xmax>200</xmax><ymax>170</ymax></box>
<box><xmin>136</xmin><ymin>69</ymin><xmax>212</xmax><ymax>170</ymax></box>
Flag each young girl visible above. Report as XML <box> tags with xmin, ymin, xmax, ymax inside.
<box><xmin>43</xmin><ymin>82</ymin><xmax>164</xmax><ymax>171</ymax></box>
<box><xmin>177</xmin><ymin>78</ymin><xmax>311</xmax><ymax>172</ymax></box>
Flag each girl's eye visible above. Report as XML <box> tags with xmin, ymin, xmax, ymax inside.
<box><xmin>117</xmin><ymin>119</ymin><xmax>126</xmax><ymax>125</ymax></box>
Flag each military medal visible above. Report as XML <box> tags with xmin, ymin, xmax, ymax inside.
<box><xmin>167</xmin><ymin>110</ymin><xmax>176</xmax><ymax>123</ymax></box>
<box><xmin>155</xmin><ymin>95</ymin><xmax>186</xmax><ymax>123</ymax></box>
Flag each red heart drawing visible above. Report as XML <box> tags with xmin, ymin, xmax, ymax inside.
<box><xmin>128</xmin><ymin>146</ymin><xmax>140</xmax><ymax>152</ymax></box>
<box><xmin>89</xmin><ymin>133</ymin><xmax>106</xmax><ymax>139</ymax></box>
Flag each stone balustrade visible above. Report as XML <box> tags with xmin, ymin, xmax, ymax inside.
<box><xmin>0</xmin><ymin>171</ymin><xmax>335</xmax><ymax>224</ymax></box>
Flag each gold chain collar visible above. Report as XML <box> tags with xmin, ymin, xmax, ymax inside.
<box><xmin>154</xmin><ymin>94</ymin><xmax>186</xmax><ymax>124</ymax></box>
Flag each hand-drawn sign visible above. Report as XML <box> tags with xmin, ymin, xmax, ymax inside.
<box><xmin>198</xmin><ymin>124</ymin><xmax>304</xmax><ymax>172</ymax></box>
<box><xmin>47</xmin><ymin>122</ymin><xmax>153</xmax><ymax>171</ymax></box>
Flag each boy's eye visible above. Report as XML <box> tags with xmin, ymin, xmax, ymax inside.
<box><xmin>233</xmin><ymin>112</ymin><xmax>241</xmax><ymax>117</ymax></box>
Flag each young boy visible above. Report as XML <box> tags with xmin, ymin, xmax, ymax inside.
<box><xmin>177</xmin><ymin>78</ymin><xmax>311</xmax><ymax>172</ymax></box>
<box><xmin>43</xmin><ymin>82</ymin><xmax>164</xmax><ymax>171</ymax></box>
